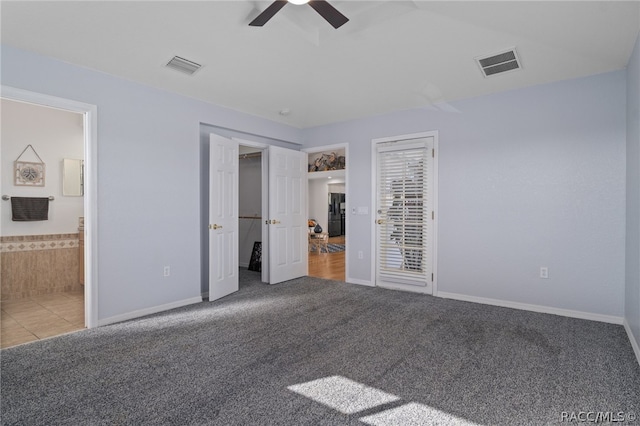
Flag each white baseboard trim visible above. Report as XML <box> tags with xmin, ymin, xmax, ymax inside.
<box><xmin>97</xmin><ymin>296</ymin><xmax>203</xmax><ymax>327</ymax></box>
<box><xmin>377</xmin><ymin>281</ymin><xmax>430</xmax><ymax>294</ymax></box>
<box><xmin>624</xmin><ymin>319</ymin><xmax>640</xmax><ymax>367</ymax></box>
<box><xmin>437</xmin><ymin>291</ymin><xmax>624</xmax><ymax>325</ymax></box>
<box><xmin>346</xmin><ymin>277</ymin><xmax>374</xmax><ymax>287</ymax></box>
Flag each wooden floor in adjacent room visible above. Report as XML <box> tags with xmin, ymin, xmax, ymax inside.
<box><xmin>308</xmin><ymin>236</ymin><xmax>345</xmax><ymax>281</ymax></box>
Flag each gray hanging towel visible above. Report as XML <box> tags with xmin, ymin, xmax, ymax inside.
<box><xmin>11</xmin><ymin>197</ymin><xmax>49</xmax><ymax>221</ymax></box>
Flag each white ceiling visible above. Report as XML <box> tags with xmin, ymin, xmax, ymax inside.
<box><xmin>1</xmin><ymin>1</ymin><xmax>639</xmax><ymax>128</ymax></box>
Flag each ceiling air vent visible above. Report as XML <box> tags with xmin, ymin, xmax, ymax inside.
<box><xmin>475</xmin><ymin>48</ymin><xmax>521</xmax><ymax>78</ymax></box>
<box><xmin>165</xmin><ymin>56</ymin><xmax>202</xmax><ymax>76</ymax></box>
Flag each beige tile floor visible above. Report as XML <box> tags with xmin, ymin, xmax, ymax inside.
<box><xmin>0</xmin><ymin>291</ymin><xmax>85</xmax><ymax>349</ymax></box>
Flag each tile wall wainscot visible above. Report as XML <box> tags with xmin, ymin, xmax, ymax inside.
<box><xmin>0</xmin><ymin>233</ymin><xmax>81</xmax><ymax>300</ymax></box>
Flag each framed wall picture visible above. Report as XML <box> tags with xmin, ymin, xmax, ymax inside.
<box><xmin>14</xmin><ymin>161</ymin><xmax>46</xmax><ymax>187</ymax></box>
<box><xmin>14</xmin><ymin>144</ymin><xmax>46</xmax><ymax>187</ymax></box>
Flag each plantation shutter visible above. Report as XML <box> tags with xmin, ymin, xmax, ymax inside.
<box><xmin>376</xmin><ymin>138</ymin><xmax>432</xmax><ymax>287</ymax></box>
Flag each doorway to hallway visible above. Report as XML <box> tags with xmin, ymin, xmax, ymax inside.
<box><xmin>304</xmin><ymin>144</ymin><xmax>348</xmax><ymax>282</ymax></box>
<box><xmin>308</xmin><ymin>235</ymin><xmax>345</xmax><ymax>281</ymax></box>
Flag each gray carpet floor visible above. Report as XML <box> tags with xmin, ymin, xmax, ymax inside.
<box><xmin>1</xmin><ymin>270</ymin><xmax>639</xmax><ymax>425</ymax></box>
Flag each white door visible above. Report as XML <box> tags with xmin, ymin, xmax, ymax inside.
<box><xmin>374</xmin><ymin>136</ymin><xmax>435</xmax><ymax>294</ymax></box>
<box><xmin>209</xmin><ymin>134</ymin><xmax>239</xmax><ymax>301</ymax></box>
<box><xmin>268</xmin><ymin>146</ymin><xmax>308</xmax><ymax>284</ymax></box>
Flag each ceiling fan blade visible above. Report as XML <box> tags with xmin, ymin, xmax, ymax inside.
<box><xmin>308</xmin><ymin>0</ymin><xmax>349</xmax><ymax>29</ymax></box>
<box><xmin>249</xmin><ymin>0</ymin><xmax>288</xmax><ymax>27</ymax></box>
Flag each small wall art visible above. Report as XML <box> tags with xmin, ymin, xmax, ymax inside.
<box><xmin>308</xmin><ymin>151</ymin><xmax>346</xmax><ymax>172</ymax></box>
<box><xmin>14</xmin><ymin>145</ymin><xmax>46</xmax><ymax>187</ymax></box>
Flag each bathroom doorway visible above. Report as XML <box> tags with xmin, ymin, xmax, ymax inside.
<box><xmin>1</xmin><ymin>87</ymin><xmax>97</xmax><ymax>347</ymax></box>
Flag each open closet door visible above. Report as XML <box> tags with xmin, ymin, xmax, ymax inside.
<box><xmin>268</xmin><ymin>146</ymin><xmax>308</xmax><ymax>284</ymax></box>
<box><xmin>209</xmin><ymin>134</ymin><xmax>239</xmax><ymax>301</ymax></box>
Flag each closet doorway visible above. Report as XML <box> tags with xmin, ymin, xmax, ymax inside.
<box><xmin>238</xmin><ymin>145</ymin><xmax>264</xmax><ymax>276</ymax></box>
<box><xmin>210</xmin><ymin>139</ymin><xmax>307</xmax><ymax>293</ymax></box>
<box><xmin>305</xmin><ymin>145</ymin><xmax>348</xmax><ymax>282</ymax></box>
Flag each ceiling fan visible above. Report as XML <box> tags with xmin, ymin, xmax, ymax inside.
<box><xmin>249</xmin><ymin>0</ymin><xmax>349</xmax><ymax>29</ymax></box>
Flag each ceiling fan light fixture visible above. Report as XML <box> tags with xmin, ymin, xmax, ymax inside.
<box><xmin>249</xmin><ymin>0</ymin><xmax>348</xmax><ymax>29</ymax></box>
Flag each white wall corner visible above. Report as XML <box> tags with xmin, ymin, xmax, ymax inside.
<box><xmin>97</xmin><ymin>297</ymin><xmax>203</xmax><ymax>327</ymax></box>
<box><xmin>624</xmin><ymin>318</ymin><xmax>640</xmax><ymax>367</ymax></box>
<box><xmin>437</xmin><ymin>291</ymin><xmax>624</xmax><ymax>325</ymax></box>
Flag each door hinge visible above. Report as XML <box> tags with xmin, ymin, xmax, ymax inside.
<box><xmin>432</xmin><ymin>148</ymin><xmax>435</xmax><ymax>158</ymax></box>
<box><xmin>431</xmin><ymin>273</ymin><xmax>434</xmax><ymax>281</ymax></box>
<box><xmin>432</xmin><ymin>211</ymin><xmax>434</xmax><ymax>220</ymax></box>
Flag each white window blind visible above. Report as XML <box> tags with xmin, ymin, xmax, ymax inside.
<box><xmin>376</xmin><ymin>140</ymin><xmax>430</xmax><ymax>286</ymax></box>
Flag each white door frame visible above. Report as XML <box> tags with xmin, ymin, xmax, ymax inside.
<box><xmin>302</xmin><ymin>143</ymin><xmax>349</xmax><ymax>281</ymax></box>
<box><xmin>370</xmin><ymin>131</ymin><xmax>439</xmax><ymax>296</ymax></box>
<box><xmin>2</xmin><ymin>86</ymin><xmax>99</xmax><ymax>327</ymax></box>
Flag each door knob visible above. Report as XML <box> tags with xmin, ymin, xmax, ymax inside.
<box><xmin>209</xmin><ymin>224</ymin><xmax>223</xmax><ymax>230</ymax></box>
<box><xmin>376</xmin><ymin>219</ymin><xmax>384</xmax><ymax>225</ymax></box>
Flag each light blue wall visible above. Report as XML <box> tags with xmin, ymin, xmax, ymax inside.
<box><xmin>1</xmin><ymin>44</ymin><xmax>631</xmax><ymax>322</ymax></box>
<box><xmin>626</xmin><ymin>33</ymin><xmax>640</xmax><ymax>349</ymax></box>
<box><xmin>304</xmin><ymin>71</ymin><xmax>627</xmax><ymax>317</ymax></box>
<box><xmin>1</xmin><ymin>45</ymin><xmax>302</xmax><ymax>321</ymax></box>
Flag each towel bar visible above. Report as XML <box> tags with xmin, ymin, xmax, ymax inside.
<box><xmin>2</xmin><ymin>195</ymin><xmax>55</xmax><ymax>201</ymax></box>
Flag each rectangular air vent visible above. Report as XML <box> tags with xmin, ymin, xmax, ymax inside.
<box><xmin>165</xmin><ymin>56</ymin><xmax>202</xmax><ymax>75</ymax></box>
<box><xmin>475</xmin><ymin>48</ymin><xmax>521</xmax><ymax>78</ymax></box>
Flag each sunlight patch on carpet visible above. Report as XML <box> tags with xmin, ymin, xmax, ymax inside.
<box><xmin>360</xmin><ymin>402</ymin><xmax>481</xmax><ymax>426</ymax></box>
<box><xmin>289</xmin><ymin>376</ymin><xmax>482</xmax><ymax>425</ymax></box>
<box><xmin>288</xmin><ymin>376</ymin><xmax>399</xmax><ymax>415</ymax></box>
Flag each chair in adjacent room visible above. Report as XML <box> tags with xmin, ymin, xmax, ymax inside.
<box><xmin>308</xmin><ymin>232</ymin><xmax>329</xmax><ymax>254</ymax></box>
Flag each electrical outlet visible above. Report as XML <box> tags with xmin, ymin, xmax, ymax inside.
<box><xmin>164</xmin><ymin>266</ymin><xmax>170</xmax><ymax>277</ymax></box>
<box><xmin>540</xmin><ymin>267</ymin><xmax>548</xmax><ymax>279</ymax></box>
<box><xmin>358</xmin><ymin>251</ymin><xmax>363</xmax><ymax>260</ymax></box>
